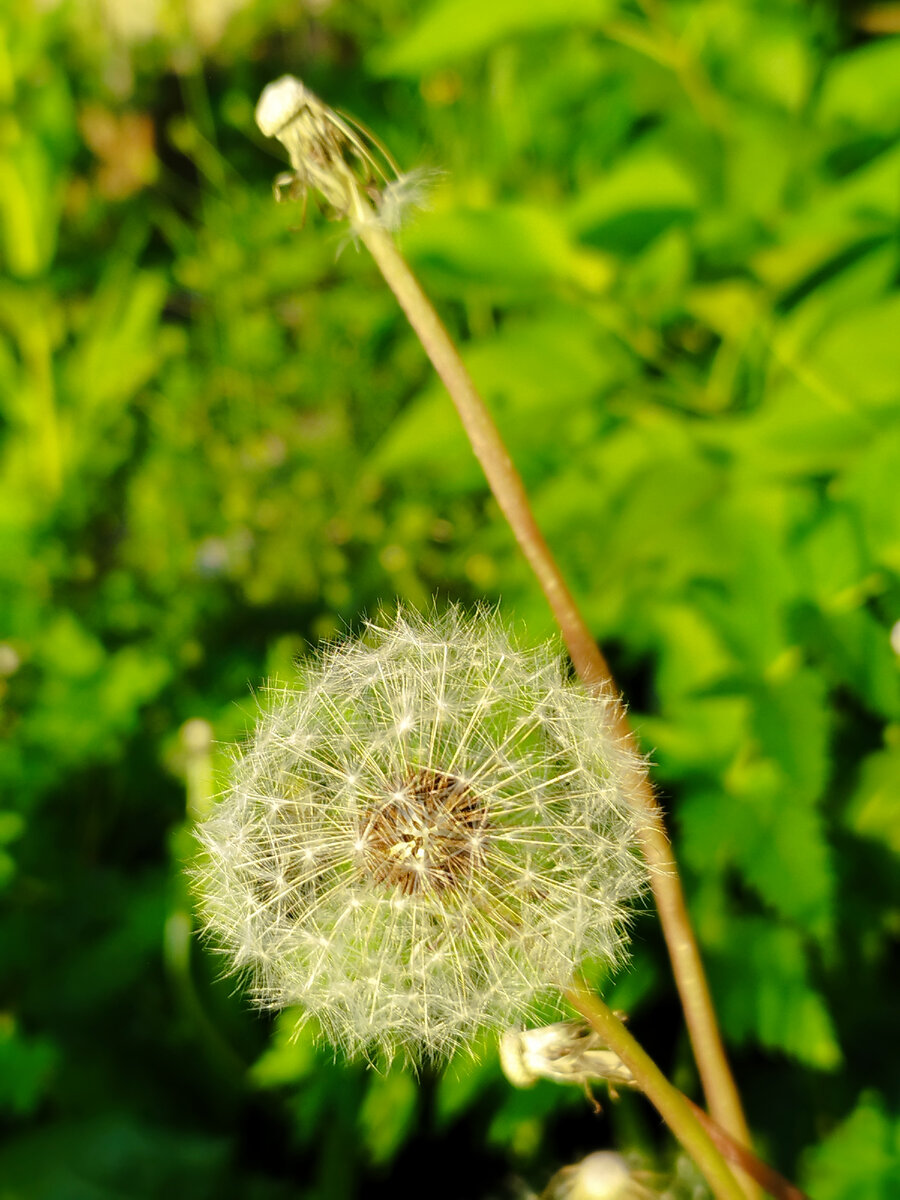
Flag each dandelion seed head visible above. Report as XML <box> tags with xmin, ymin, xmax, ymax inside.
<box><xmin>194</xmin><ymin>606</ymin><xmax>649</xmax><ymax>1063</ymax></box>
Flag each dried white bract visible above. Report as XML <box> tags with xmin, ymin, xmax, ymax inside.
<box><xmin>500</xmin><ymin>1020</ymin><xmax>636</xmax><ymax>1092</ymax></box>
<box><xmin>255</xmin><ymin>75</ymin><xmax>436</xmax><ymax>231</ymax></box>
<box><xmin>195</xmin><ymin>607</ymin><xmax>648</xmax><ymax>1062</ymax></box>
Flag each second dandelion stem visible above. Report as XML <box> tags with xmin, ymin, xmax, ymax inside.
<box><xmin>564</xmin><ymin>980</ymin><xmax>747</xmax><ymax>1200</ymax></box>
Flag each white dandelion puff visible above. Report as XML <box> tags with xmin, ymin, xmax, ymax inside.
<box><xmin>193</xmin><ymin>606</ymin><xmax>649</xmax><ymax>1063</ymax></box>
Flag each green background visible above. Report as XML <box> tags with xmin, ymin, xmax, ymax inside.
<box><xmin>1</xmin><ymin>0</ymin><xmax>899</xmax><ymax>1195</ymax></box>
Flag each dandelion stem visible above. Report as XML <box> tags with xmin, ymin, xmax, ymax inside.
<box><xmin>564</xmin><ymin>979</ymin><xmax>746</xmax><ymax>1200</ymax></box>
<box><xmin>357</xmin><ymin>219</ymin><xmax>754</xmax><ymax>1187</ymax></box>
<box><xmin>684</xmin><ymin>1100</ymin><xmax>812</xmax><ymax>1200</ymax></box>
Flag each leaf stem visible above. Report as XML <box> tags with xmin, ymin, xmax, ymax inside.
<box><xmin>356</xmin><ymin>218</ymin><xmax>755</xmax><ymax>1190</ymax></box>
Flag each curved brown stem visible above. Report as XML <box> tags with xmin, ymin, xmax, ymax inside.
<box><xmin>687</xmin><ymin>1100</ymin><xmax>812</xmax><ymax>1200</ymax></box>
<box><xmin>358</xmin><ymin>219</ymin><xmax>756</xmax><ymax>1194</ymax></box>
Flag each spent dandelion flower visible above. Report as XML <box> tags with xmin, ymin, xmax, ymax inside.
<box><xmin>194</xmin><ymin>606</ymin><xmax>649</xmax><ymax>1063</ymax></box>
<box><xmin>255</xmin><ymin>75</ymin><xmax>436</xmax><ymax>231</ymax></box>
<box><xmin>500</xmin><ymin>1020</ymin><xmax>637</xmax><ymax>1099</ymax></box>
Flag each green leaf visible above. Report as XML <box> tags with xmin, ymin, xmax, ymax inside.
<box><xmin>0</xmin><ymin>139</ymin><xmax>63</xmax><ymax>278</ymax></box>
<box><xmin>838</xmin><ymin>424</ymin><xmax>900</xmax><ymax>573</ymax></box>
<box><xmin>819</xmin><ymin>40</ymin><xmax>900</xmax><ymax>131</ymax></box>
<box><xmin>794</xmin><ymin>509</ymin><xmax>866</xmax><ymax>606</ymax></box>
<box><xmin>0</xmin><ymin>1117</ymin><xmax>227</xmax><ymax>1198</ymax></box>
<box><xmin>772</xmin><ymin>239</ymin><xmax>897</xmax><ymax>346</ymax></box>
<box><xmin>846</xmin><ymin>747</ymin><xmax>900</xmax><ymax>857</ymax></box>
<box><xmin>708</xmin><ymin>917</ymin><xmax>841</xmax><ymax>1070</ymax></box>
<box><xmin>640</xmin><ymin>696</ymin><xmax>750</xmax><ymax>781</ymax></box>
<box><xmin>434</xmin><ymin>1032</ymin><xmax>500</xmax><ymax>1125</ymax></box>
<box><xmin>0</xmin><ymin>1018</ymin><xmax>57</xmax><ymax>1116</ymax></box>
<box><xmin>712</xmin><ymin>383</ymin><xmax>873</xmax><ymax>478</ymax></box>
<box><xmin>803</xmin><ymin>608</ymin><xmax>900</xmax><ymax>723</ymax></box>
<box><xmin>811</xmin><ymin>294</ymin><xmax>900</xmax><ymax>410</ymax></box>
<box><xmin>567</xmin><ymin>145</ymin><xmax>699</xmax><ymax>252</ymax></box>
<box><xmin>487</xmin><ymin>1076</ymin><xmax>581</xmax><ymax>1157</ymax></box>
<box><xmin>535</xmin><ymin>412</ymin><xmax>726</xmax><ymax>628</ymax></box>
<box><xmin>679</xmin><ymin>774</ymin><xmax>835</xmax><ymax>938</ymax></box>
<box><xmin>358</xmin><ymin>1065</ymin><xmax>418</xmax><ymax>1164</ymax></box>
<box><xmin>732</xmin><ymin>27</ymin><xmax>812</xmax><ymax>112</ymax></box>
<box><xmin>403</xmin><ymin>204</ymin><xmax>613</xmax><ymax>296</ymax></box>
<box><xmin>785</xmin><ymin>143</ymin><xmax>900</xmax><ymax>240</ymax></box>
<box><xmin>63</xmin><ymin>267</ymin><xmax>170</xmax><ymax>416</ymax></box>
<box><xmin>372</xmin><ymin>308</ymin><xmax>629</xmax><ymax>486</ymax></box>
<box><xmin>652</xmin><ymin>605</ymin><xmax>741</xmax><ymax>702</ymax></box>
<box><xmin>251</xmin><ymin>1015</ymin><xmax>319</xmax><ymax>1087</ymax></box>
<box><xmin>370</xmin><ymin>0</ymin><xmax>615</xmax><ymax>76</ymax></box>
<box><xmin>624</xmin><ymin>227</ymin><xmax>692</xmax><ymax>322</ymax></box>
<box><xmin>737</xmin><ymin>789</ymin><xmax>834</xmax><ymax>936</ymax></box>
<box><xmin>0</xmin><ymin>850</ymin><xmax>16</xmax><ymax>890</ymax></box>
<box><xmin>0</xmin><ymin>811</ymin><xmax>25</xmax><ymax>844</ymax></box>
<box><xmin>801</xmin><ymin>1093</ymin><xmax>900</xmax><ymax>1200</ymax></box>
<box><xmin>675</xmin><ymin>670</ymin><xmax>835</xmax><ymax>936</ymax></box>
<box><xmin>688</xmin><ymin>280</ymin><xmax>761</xmax><ymax>341</ymax></box>
<box><xmin>751</xmin><ymin>670</ymin><xmax>830</xmax><ymax>807</ymax></box>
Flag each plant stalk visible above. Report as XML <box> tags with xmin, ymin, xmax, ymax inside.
<box><xmin>685</xmin><ymin>1101</ymin><xmax>812</xmax><ymax>1200</ymax></box>
<box><xmin>357</xmin><ymin>218</ymin><xmax>755</xmax><ymax>1192</ymax></box>
<box><xmin>564</xmin><ymin>979</ymin><xmax>745</xmax><ymax>1200</ymax></box>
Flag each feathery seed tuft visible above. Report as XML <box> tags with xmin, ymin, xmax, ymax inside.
<box><xmin>194</xmin><ymin>607</ymin><xmax>649</xmax><ymax>1062</ymax></box>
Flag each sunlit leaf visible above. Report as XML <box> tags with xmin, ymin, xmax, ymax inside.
<box><xmin>846</xmin><ymin>747</ymin><xmax>900</xmax><ymax>857</ymax></box>
<box><xmin>819</xmin><ymin>40</ymin><xmax>900</xmax><ymax>131</ymax></box>
<box><xmin>801</xmin><ymin>1093</ymin><xmax>900</xmax><ymax>1200</ymax></box>
<box><xmin>370</xmin><ymin>0</ymin><xmax>615</xmax><ymax>76</ymax></box>
<box><xmin>708</xmin><ymin>918</ymin><xmax>841</xmax><ymax>1069</ymax></box>
<box><xmin>359</xmin><ymin>1066</ymin><xmax>418</xmax><ymax>1164</ymax></box>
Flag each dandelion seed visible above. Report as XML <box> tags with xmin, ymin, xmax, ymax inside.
<box><xmin>374</xmin><ymin>167</ymin><xmax>443</xmax><ymax>232</ymax></box>
<box><xmin>194</xmin><ymin>606</ymin><xmax>649</xmax><ymax>1063</ymax></box>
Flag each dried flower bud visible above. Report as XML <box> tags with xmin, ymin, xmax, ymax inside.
<box><xmin>194</xmin><ymin>607</ymin><xmax>648</xmax><ymax>1062</ymax></box>
<box><xmin>500</xmin><ymin>1020</ymin><xmax>636</xmax><ymax>1092</ymax></box>
<box><xmin>255</xmin><ymin>75</ymin><xmax>435</xmax><ymax>230</ymax></box>
<box><xmin>542</xmin><ymin>1152</ymin><xmax>654</xmax><ymax>1200</ymax></box>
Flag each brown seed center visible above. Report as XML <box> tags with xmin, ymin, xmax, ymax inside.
<box><xmin>358</xmin><ymin>769</ymin><xmax>489</xmax><ymax>896</ymax></box>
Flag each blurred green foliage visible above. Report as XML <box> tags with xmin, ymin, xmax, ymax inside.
<box><xmin>1</xmin><ymin>0</ymin><xmax>899</xmax><ymax>1196</ymax></box>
